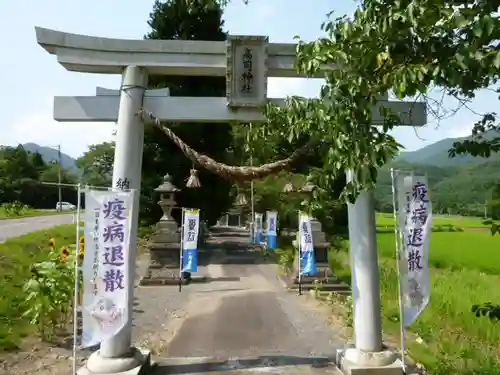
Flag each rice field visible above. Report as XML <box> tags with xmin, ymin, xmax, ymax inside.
<box><xmin>376</xmin><ymin>212</ymin><xmax>489</xmax><ymax>229</ymax></box>
<box><xmin>333</xmin><ymin>218</ymin><xmax>500</xmax><ymax>374</ymax></box>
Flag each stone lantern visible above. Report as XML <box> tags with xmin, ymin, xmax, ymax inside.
<box><xmin>217</xmin><ymin>192</ymin><xmax>248</xmax><ymax>227</ymax></box>
<box><xmin>140</xmin><ymin>174</ymin><xmax>182</xmax><ymax>285</ymax></box>
<box><xmin>233</xmin><ymin>192</ymin><xmax>248</xmax><ymax>227</ymax></box>
<box><xmin>156</xmin><ymin>174</ymin><xmax>180</xmax><ymax>222</ymax></box>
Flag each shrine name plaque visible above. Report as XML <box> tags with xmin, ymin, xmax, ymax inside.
<box><xmin>226</xmin><ymin>35</ymin><xmax>269</xmax><ymax>108</ymax></box>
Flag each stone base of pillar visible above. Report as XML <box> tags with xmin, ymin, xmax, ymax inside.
<box><xmin>336</xmin><ymin>348</ymin><xmax>404</xmax><ymax>375</ymax></box>
<box><xmin>139</xmin><ymin>244</ymin><xmax>209</xmax><ymax>286</ymax></box>
<box><xmin>140</xmin><ymin>243</ymin><xmax>181</xmax><ymax>286</ymax></box>
<box><xmin>283</xmin><ymin>241</ymin><xmax>341</xmax><ymax>292</ymax></box>
<box><xmin>77</xmin><ymin>347</ymin><xmax>151</xmax><ymax>375</ymax></box>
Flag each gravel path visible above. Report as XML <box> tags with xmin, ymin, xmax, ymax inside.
<box><xmin>131</xmin><ymin>259</ymin><xmax>204</xmax><ymax>354</ymax></box>
<box><xmin>146</xmin><ymin>227</ymin><xmax>345</xmax><ymax>374</ymax></box>
<box><xmin>1</xmin><ymin>227</ymin><xmax>345</xmax><ymax>375</ymax></box>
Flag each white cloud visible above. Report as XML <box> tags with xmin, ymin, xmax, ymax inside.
<box><xmin>267</xmin><ymin>77</ymin><xmax>324</xmax><ymax>98</ymax></box>
<box><xmin>3</xmin><ymin>96</ymin><xmax>114</xmax><ymax>158</ymax></box>
<box><xmin>445</xmin><ymin>122</ymin><xmax>474</xmax><ymax>138</ymax></box>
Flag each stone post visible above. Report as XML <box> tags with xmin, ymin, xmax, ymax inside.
<box><xmin>82</xmin><ymin>65</ymin><xmax>149</xmax><ymax>375</ymax></box>
<box><xmin>337</xmin><ymin>171</ymin><xmax>402</xmax><ymax>375</ymax></box>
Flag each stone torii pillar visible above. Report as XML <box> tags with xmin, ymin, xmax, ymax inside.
<box><xmin>35</xmin><ymin>26</ymin><xmax>427</xmax><ymax>375</ymax></box>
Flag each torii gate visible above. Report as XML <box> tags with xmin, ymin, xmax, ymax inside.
<box><xmin>35</xmin><ymin>26</ymin><xmax>426</xmax><ymax>375</ymax></box>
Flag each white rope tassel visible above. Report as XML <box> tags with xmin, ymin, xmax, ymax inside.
<box><xmin>186</xmin><ymin>169</ymin><xmax>201</xmax><ymax>188</ymax></box>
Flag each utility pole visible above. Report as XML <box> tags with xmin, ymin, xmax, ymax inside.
<box><xmin>57</xmin><ymin>145</ymin><xmax>62</xmax><ymax>211</ymax></box>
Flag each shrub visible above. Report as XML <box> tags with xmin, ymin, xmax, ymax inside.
<box><xmin>2</xmin><ymin>201</ymin><xmax>29</xmax><ymax>217</ymax></box>
<box><xmin>276</xmin><ymin>247</ymin><xmax>295</xmax><ymax>274</ymax></box>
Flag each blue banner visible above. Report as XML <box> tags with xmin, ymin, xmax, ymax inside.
<box><xmin>182</xmin><ymin>248</ymin><xmax>198</xmax><ymax>272</ymax></box>
<box><xmin>267</xmin><ymin>235</ymin><xmax>278</xmax><ymax>250</ymax></box>
<box><xmin>300</xmin><ymin>248</ymin><xmax>318</xmax><ymax>276</ymax></box>
<box><xmin>266</xmin><ymin>211</ymin><xmax>278</xmax><ymax>250</ymax></box>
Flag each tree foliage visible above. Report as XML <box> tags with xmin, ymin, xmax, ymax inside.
<box><xmin>0</xmin><ymin>145</ymin><xmax>77</xmax><ymax>208</ymax></box>
<box><xmin>170</xmin><ymin>0</ymin><xmax>500</xmax><ymax>215</ymax></box>
<box><xmin>76</xmin><ymin>142</ymin><xmax>114</xmax><ymax>187</ymax></box>
<box><xmin>256</xmin><ymin>0</ymin><xmax>500</xmax><ymax>202</ymax></box>
<box><xmin>140</xmin><ymin>0</ymin><xmax>235</xmax><ymax>227</ymax></box>
<box><xmin>490</xmin><ymin>184</ymin><xmax>500</xmax><ymax>220</ymax></box>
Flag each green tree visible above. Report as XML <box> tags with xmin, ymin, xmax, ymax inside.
<box><xmin>0</xmin><ymin>146</ymin><xmax>37</xmax><ymax>204</ymax></box>
<box><xmin>37</xmin><ymin>163</ymin><xmax>78</xmax><ymax>208</ymax></box>
<box><xmin>0</xmin><ymin>145</ymin><xmax>77</xmax><ymax>208</ymax></box>
<box><xmin>163</xmin><ymin>0</ymin><xmax>500</xmax><ymax>212</ymax></box>
<box><xmin>232</xmin><ymin>122</ymin><xmax>348</xmax><ymax>233</ymax></box>
<box><xmin>140</xmin><ymin>0</ymin><xmax>234</xmax><ymax>226</ymax></box>
<box><xmin>76</xmin><ymin>142</ymin><xmax>115</xmax><ymax>187</ymax></box>
<box><xmin>490</xmin><ymin>184</ymin><xmax>500</xmax><ymax>220</ymax></box>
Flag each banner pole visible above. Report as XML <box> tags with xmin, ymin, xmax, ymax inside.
<box><xmin>179</xmin><ymin>208</ymin><xmax>185</xmax><ymax>292</ymax></box>
<box><xmin>390</xmin><ymin>169</ymin><xmax>407</xmax><ymax>373</ymax></box>
<box><xmin>72</xmin><ymin>184</ymin><xmax>82</xmax><ymax>375</ymax></box>
<box><xmin>297</xmin><ymin>211</ymin><xmax>302</xmax><ymax>296</ymax></box>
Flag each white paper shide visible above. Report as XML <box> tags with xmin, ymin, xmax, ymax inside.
<box><xmin>81</xmin><ymin>189</ymin><xmax>134</xmax><ymax>348</ymax></box>
<box><xmin>397</xmin><ymin>175</ymin><xmax>432</xmax><ymax>327</ymax></box>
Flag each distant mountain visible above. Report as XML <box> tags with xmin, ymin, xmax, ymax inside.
<box><xmin>396</xmin><ymin>131</ymin><xmax>498</xmax><ymax>167</ymax></box>
<box><xmin>22</xmin><ymin>143</ymin><xmax>81</xmax><ymax>175</ymax></box>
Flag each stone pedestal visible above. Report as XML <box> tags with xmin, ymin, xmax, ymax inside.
<box><xmin>289</xmin><ymin>218</ymin><xmax>337</xmax><ymax>291</ymax></box>
<box><xmin>337</xmin><ymin>348</ymin><xmax>404</xmax><ymax>375</ymax></box>
<box><xmin>310</xmin><ymin>218</ymin><xmax>330</xmax><ymax>267</ymax></box>
<box><xmin>140</xmin><ymin>215</ymin><xmax>184</xmax><ymax>286</ymax></box>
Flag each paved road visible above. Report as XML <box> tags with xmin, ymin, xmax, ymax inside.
<box><xmin>133</xmin><ymin>227</ymin><xmax>343</xmax><ymax>375</ymax></box>
<box><xmin>0</xmin><ymin>214</ymin><xmax>75</xmax><ymax>243</ymax></box>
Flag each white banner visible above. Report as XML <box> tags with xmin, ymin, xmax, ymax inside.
<box><xmin>255</xmin><ymin>213</ymin><xmax>263</xmax><ymax>233</ymax></box>
<box><xmin>266</xmin><ymin>211</ymin><xmax>278</xmax><ymax>236</ymax></box>
<box><xmin>181</xmin><ymin>208</ymin><xmax>200</xmax><ymax>273</ymax></box>
<box><xmin>182</xmin><ymin>209</ymin><xmax>200</xmax><ymax>250</ymax></box>
<box><xmin>397</xmin><ymin>175</ymin><xmax>432</xmax><ymax>327</ymax></box>
<box><xmin>299</xmin><ymin>212</ymin><xmax>317</xmax><ymax>276</ymax></box>
<box><xmin>299</xmin><ymin>213</ymin><xmax>314</xmax><ymax>252</ymax></box>
<box><xmin>81</xmin><ymin>189</ymin><xmax>134</xmax><ymax>348</ymax></box>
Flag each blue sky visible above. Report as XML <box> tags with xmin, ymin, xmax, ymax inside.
<box><xmin>1</xmin><ymin>0</ymin><xmax>497</xmax><ymax>158</ymax></box>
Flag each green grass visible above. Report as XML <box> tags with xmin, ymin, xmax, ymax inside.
<box><xmin>332</xmin><ymin>230</ymin><xmax>500</xmax><ymax>375</ymax></box>
<box><xmin>0</xmin><ymin>208</ymin><xmax>72</xmax><ymax>220</ymax></box>
<box><xmin>378</xmin><ymin>257</ymin><xmax>500</xmax><ymax>375</ymax></box>
<box><xmin>376</xmin><ymin>212</ymin><xmax>489</xmax><ymax>229</ymax></box>
<box><xmin>378</xmin><ymin>231</ymin><xmax>500</xmax><ymax>274</ymax></box>
<box><xmin>0</xmin><ymin>225</ymin><xmax>76</xmax><ymax>351</ymax></box>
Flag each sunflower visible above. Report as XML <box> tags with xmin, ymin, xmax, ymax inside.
<box><xmin>48</xmin><ymin>238</ymin><xmax>56</xmax><ymax>248</ymax></box>
<box><xmin>61</xmin><ymin>246</ymin><xmax>70</xmax><ymax>263</ymax></box>
<box><xmin>79</xmin><ymin>236</ymin><xmax>85</xmax><ymax>245</ymax></box>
